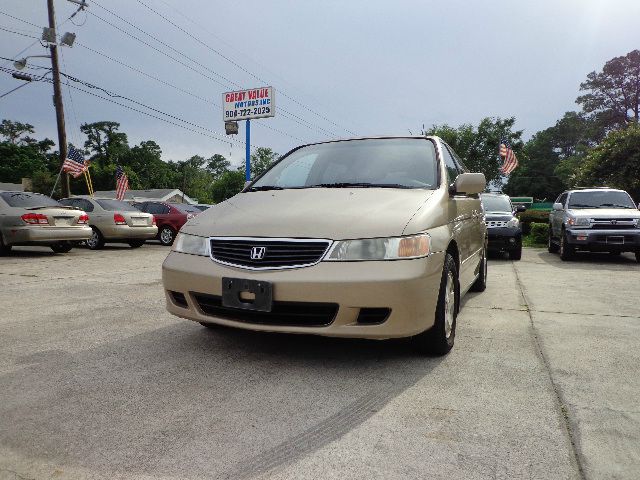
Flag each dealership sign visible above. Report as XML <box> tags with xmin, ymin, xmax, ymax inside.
<box><xmin>223</xmin><ymin>87</ymin><xmax>275</xmax><ymax>121</ymax></box>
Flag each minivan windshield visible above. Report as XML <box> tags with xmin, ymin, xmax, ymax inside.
<box><xmin>481</xmin><ymin>195</ymin><xmax>512</xmax><ymax>213</ymax></box>
<box><xmin>568</xmin><ymin>191</ymin><xmax>636</xmax><ymax>209</ymax></box>
<box><xmin>249</xmin><ymin>138</ymin><xmax>438</xmax><ymax>191</ymax></box>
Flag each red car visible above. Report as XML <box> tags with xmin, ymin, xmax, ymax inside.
<box><xmin>133</xmin><ymin>201</ymin><xmax>201</xmax><ymax>246</ymax></box>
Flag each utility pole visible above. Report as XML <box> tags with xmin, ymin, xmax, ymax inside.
<box><xmin>47</xmin><ymin>0</ymin><xmax>70</xmax><ymax>197</ymax></box>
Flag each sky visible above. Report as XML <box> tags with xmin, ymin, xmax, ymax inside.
<box><xmin>0</xmin><ymin>0</ymin><xmax>639</xmax><ymax>168</ymax></box>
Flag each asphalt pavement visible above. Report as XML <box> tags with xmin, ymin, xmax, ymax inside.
<box><xmin>0</xmin><ymin>245</ymin><xmax>638</xmax><ymax>480</ymax></box>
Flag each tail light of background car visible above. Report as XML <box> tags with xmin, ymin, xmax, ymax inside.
<box><xmin>21</xmin><ymin>213</ymin><xmax>49</xmax><ymax>225</ymax></box>
<box><xmin>114</xmin><ymin>213</ymin><xmax>127</xmax><ymax>225</ymax></box>
<box><xmin>78</xmin><ymin>214</ymin><xmax>89</xmax><ymax>224</ymax></box>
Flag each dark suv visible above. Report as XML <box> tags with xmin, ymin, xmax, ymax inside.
<box><xmin>133</xmin><ymin>201</ymin><xmax>201</xmax><ymax>246</ymax></box>
<box><xmin>549</xmin><ymin>188</ymin><xmax>640</xmax><ymax>261</ymax></box>
<box><xmin>480</xmin><ymin>193</ymin><xmax>524</xmax><ymax>260</ymax></box>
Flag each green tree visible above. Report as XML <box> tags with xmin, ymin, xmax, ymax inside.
<box><xmin>206</xmin><ymin>153</ymin><xmax>230</xmax><ymax>179</ymax></box>
<box><xmin>80</xmin><ymin>121</ymin><xmax>129</xmax><ymax>165</ymax></box>
<box><xmin>576</xmin><ymin>49</ymin><xmax>640</xmax><ymax>129</ymax></box>
<box><xmin>247</xmin><ymin>147</ymin><xmax>278</xmax><ymax>178</ymax></box>
<box><xmin>211</xmin><ymin>170</ymin><xmax>245</xmax><ymax>203</ymax></box>
<box><xmin>0</xmin><ymin>142</ymin><xmax>49</xmax><ymax>183</ymax></box>
<box><xmin>426</xmin><ymin>117</ymin><xmax>523</xmax><ymax>185</ymax></box>
<box><xmin>0</xmin><ymin>119</ymin><xmax>35</xmax><ymax>144</ymax></box>
<box><xmin>575</xmin><ymin>124</ymin><xmax>640</xmax><ymax>199</ymax></box>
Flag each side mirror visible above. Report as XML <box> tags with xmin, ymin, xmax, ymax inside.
<box><xmin>450</xmin><ymin>173</ymin><xmax>486</xmax><ymax>196</ymax></box>
<box><xmin>516</xmin><ymin>205</ymin><xmax>527</xmax><ymax>213</ymax></box>
<box><xmin>553</xmin><ymin>202</ymin><xmax>563</xmax><ymax>211</ymax></box>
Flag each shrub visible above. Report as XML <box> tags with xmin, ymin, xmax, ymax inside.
<box><xmin>529</xmin><ymin>222</ymin><xmax>549</xmax><ymax>244</ymax></box>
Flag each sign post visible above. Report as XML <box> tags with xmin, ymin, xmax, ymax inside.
<box><xmin>223</xmin><ymin>86</ymin><xmax>275</xmax><ymax>181</ymax></box>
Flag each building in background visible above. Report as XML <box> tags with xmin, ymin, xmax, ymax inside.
<box><xmin>91</xmin><ymin>188</ymin><xmax>198</xmax><ymax>205</ymax></box>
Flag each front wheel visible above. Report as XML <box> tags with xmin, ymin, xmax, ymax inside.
<box><xmin>159</xmin><ymin>226</ymin><xmax>176</xmax><ymax>246</ymax></box>
<box><xmin>413</xmin><ymin>253</ymin><xmax>458</xmax><ymax>356</ymax></box>
<box><xmin>509</xmin><ymin>244</ymin><xmax>522</xmax><ymax>261</ymax></box>
<box><xmin>0</xmin><ymin>235</ymin><xmax>11</xmax><ymax>256</ymax></box>
<box><xmin>559</xmin><ymin>230</ymin><xmax>574</xmax><ymax>261</ymax></box>
<box><xmin>50</xmin><ymin>242</ymin><xmax>73</xmax><ymax>253</ymax></box>
<box><xmin>548</xmin><ymin>230</ymin><xmax>559</xmax><ymax>253</ymax></box>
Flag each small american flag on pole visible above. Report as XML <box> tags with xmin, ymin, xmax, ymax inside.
<box><xmin>62</xmin><ymin>146</ymin><xmax>87</xmax><ymax>178</ymax></box>
<box><xmin>115</xmin><ymin>165</ymin><xmax>129</xmax><ymax>201</ymax></box>
<box><xmin>499</xmin><ymin>139</ymin><xmax>518</xmax><ymax>175</ymax></box>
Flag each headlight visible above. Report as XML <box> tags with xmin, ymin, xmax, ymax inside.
<box><xmin>172</xmin><ymin>233</ymin><xmax>209</xmax><ymax>256</ymax></box>
<box><xmin>567</xmin><ymin>217</ymin><xmax>590</xmax><ymax>227</ymax></box>
<box><xmin>325</xmin><ymin>233</ymin><xmax>430</xmax><ymax>261</ymax></box>
<box><xmin>506</xmin><ymin>218</ymin><xmax>519</xmax><ymax>228</ymax></box>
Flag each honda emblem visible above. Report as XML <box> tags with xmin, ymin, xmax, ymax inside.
<box><xmin>250</xmin><ymin>246</ymin><xmax>266</xmax><ymax>260</ymax></box>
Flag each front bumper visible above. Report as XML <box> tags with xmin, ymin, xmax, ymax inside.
<box><xmin>162</xmin><ymin>251</ymin><xmax>445</xmax><ymax>339</ymax></box>
<box><xmin>3</xmin><ymin>225</ymin><xmax>93</xmax><ymax>245</ymax></box>
<box><xmin>99</xmin><ymin>224</ymin><xmax>158</xmax><ymax>240</ymax></box>
<box><xmin>566</xmin><ymin>228</ymin><xmax>640</xmax><ymax>252</ymax></box>
<box><xmin>486</xmin><ymin>227</ymin><xmax>521</xmax><ymax>251</ymax></box>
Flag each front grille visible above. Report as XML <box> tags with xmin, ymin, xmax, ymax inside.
<box><xmin>590</xmin><ymin>221</ymin><xmax>636</xmax><ymax>230</ymax></box>
<box><xmin>192</xmin><ymin>293</ymin><xmax>338</xmax><ymax>327</ymax></box>
<box><xmin>210</xmin><ymin>237</ymin><xmax>331</xmax><ymax>269</ymax></box>
<box><xmin>486</xmin><ymin>221</ymin><xmax>507</xmax><ymax>228</ymax></box>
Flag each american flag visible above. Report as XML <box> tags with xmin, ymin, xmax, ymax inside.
<box><xmin>115</xmin><ymin>165</ymin><xmax>129</xmax><ymax>201</ymax></box>
<box><xmin>62</xmin><ymin>146</ymin><xmax>87</xmax><ymax>178</ymax></box>
<box><xmin>499</xmin><ymin>139</ymin><xmax>518</xmax><ymax>175</ymax></box>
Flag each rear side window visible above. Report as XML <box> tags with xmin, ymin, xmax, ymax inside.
<box><xmin>172</xmin><ymin>204</ymin><xmax>201</xmax><ymax>214</ymax></box>
<box><xmin>96</xmin><ymin>199</ymin><xmax>139</xmax><ymax>212</ymax></box>
<box><xmin>0</xmin><ymin>192</ymin><xmax>61</xmax><ymax>208</ymax></box>
<box><xmin>146</xmin><ymin>203</ymin><xmax>169</xmax><ymax>215</ymax></box>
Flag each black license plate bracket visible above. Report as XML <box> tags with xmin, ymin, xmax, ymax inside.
<box><xmin>221</xmin><ymin>277</ymin><xmax>273</xmax><ymax>312</ymax></box>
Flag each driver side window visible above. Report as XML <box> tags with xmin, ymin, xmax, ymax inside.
<box><xmin>441</xmin><ymin>144</ymin><xmax>460</xmax><ymax>185</ymax></box>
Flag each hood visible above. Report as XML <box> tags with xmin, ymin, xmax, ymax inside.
<box><xmin>569</xmin><ymin>208</ymin><xmax>640</xmax><ymax>219</ymax></box>
<box><xmin>183</xmin><ymin>188</ymin><xmax>436</xmax><ymax>239</ymax></box>
<box><xmin>485</xmin><ymin>212</ymin><xmax>514</xmax><ymax>221</ymax></box>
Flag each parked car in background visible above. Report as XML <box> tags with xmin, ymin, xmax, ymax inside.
<box><xmin>0</xmin><ymin>191</ymin><xmax>92</xmax><ymax>254</ymax></box>
<box><xmin>163</xmin><ymin>136</ymin><xmax>487</xmax><ymax>355</ymax></box>
<box><xmin>194</xmin><ymin>204</ymin><xmax>213</xmax><ymax>212</ymax></box>
<box><xmin>549</xmin><ymin>187</ymin><xmax>640</xmax><ymax>262</ymax></box>
<box><xmin>59</xmin><ymin>196</ymin><xmax>157</xmax><ymax>250</ymax></box>
<box><xmin>132</xmin><ymin>201</ymin><xmax>201</xmax><ymax>246</ymax></box>
<box><xmin>480</xmin><ymin>193</ymin><xmax>524</xmax><ymax>260</ymax></box>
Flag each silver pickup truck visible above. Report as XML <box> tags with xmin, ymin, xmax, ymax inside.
<box><xmin>548</xmin><ymin>188</ymin><xmax>640</xmax><ymax>262</ymax></box>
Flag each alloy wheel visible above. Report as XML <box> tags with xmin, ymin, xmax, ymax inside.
<box><xmin>444</xmin><ymin>270</ymin><xmax>456</xmax><ymax>339</ymax></box>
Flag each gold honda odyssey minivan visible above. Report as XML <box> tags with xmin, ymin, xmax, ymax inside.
<box><xmin>162</xmin><ymin>136</ymin><xmax>487</xmax><ymax>354</ymax></box>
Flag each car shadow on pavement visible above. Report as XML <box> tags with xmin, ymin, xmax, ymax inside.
<box><xmin>0</xmin><ymin>322</ymin><xmax>444</xmax><ymax>480</ymax></box>
<box><xmin>535</xmin><ymin>250</ymin><xmax>637</xmax><ymax>270</ymax></box>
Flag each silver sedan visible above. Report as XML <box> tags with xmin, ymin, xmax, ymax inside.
<box><xmin>0</xmin><ymin>191</ymin><xmax>92</xmax><ymax>254</ymax></box>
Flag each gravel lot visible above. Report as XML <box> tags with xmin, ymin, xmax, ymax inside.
<box><xmin>0</xmin><ymin>245</ymin><xmax>638</xmax><ymax>480</ymax></box>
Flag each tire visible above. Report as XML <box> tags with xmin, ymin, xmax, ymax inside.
<box><xmin>0</xmin><ymin>235</ymin><xmax>11</xmax><ymax>256</ymax></box>
<box><xmin>635</xmin><ymin>251</ymin><xmax>640</xmax><ymax>263</ymax></box>
<box><xmin>609</xmin><ymin>251</ymin><xmax>621</xmax><ymax>256</ymax></box>
<box><xmin>128</xmin><ymin>240</ymin><xmax>145</xmax><ymax>248</ymax></box>
<box><xmin>413</xmin><ymin>253</ymin><xmax>458</xmax><ymax>356</ymax></box>
<box><xmin>559</xmin><ymin>230</ymin><xmax>574</xmax><ymax>261</ymax></box>
<box><xmin>50</xmin><ymin>242</ymin><xmax>73</xmax><ymax>253</ymax></box>
<box><xmin>86</xmin><ymin>227</ymin><xmax>105</xmax><ymax>250</ymax></box>
<box><xmin>470</xmin><ymin>244</ymin><xmax>487</xmax><ymax>292</ymax></box>
<box><xmin>509</xmin><ymin>244</ymin><xmax>522</xmax><ymax>261</ymax></box>
<box><xmin>548</xmin><ymin>230</ymin><xmax>559</xmax><ymax>253</ymax></box>
<box><xmin>159</xmin><ymin>226</ymin><xmax>176</xmax><ymax>246</ymax></box>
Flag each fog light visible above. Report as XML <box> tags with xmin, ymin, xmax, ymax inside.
<box><xmin>509</xmin><ymin>238</ymin><xmax>516</xmax><ymax>243</ymax></box>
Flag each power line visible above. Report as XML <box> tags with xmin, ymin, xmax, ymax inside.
<box><xmin>0</xmin><ymin>81</ymin><xmax>32</xmax><ymax>99</ymax></box>
<box><xmin>86</xmin><ymin>7</ymin><xmax>337</xmax><ymax>138</ymax></box>
<box><xmin>0</xmin><ymin>25</ymin><xmax>40</xmax><ymax>39</ymax></box>
<box><xmin>134</xmin><ymin>0</ymin><xmax>357</xmax><ymax>136</ymax></box>
<box><xmin>0</xmin><ymin>11</ymin><xmax>41</xmax><ymax>29</ymax></box>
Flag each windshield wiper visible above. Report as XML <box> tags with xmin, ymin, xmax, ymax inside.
<box><xmin>309</xmin><ymin>182</ymin><xmax>412</xmax><ymax>189</ymax></box>
<box><xmin>599</xmin><ymin>203</ymin><xmax>634</xmax><ymax>209</ymax></box>
<box><xmin>568</xmin><ymin>204</ymin><xmax>596</xmax><ymax>208</ymax></box>
<box><xmin>246</xmin><ymin>185</ymin><xmax>285</xmax><ymax>192</ymax></box>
